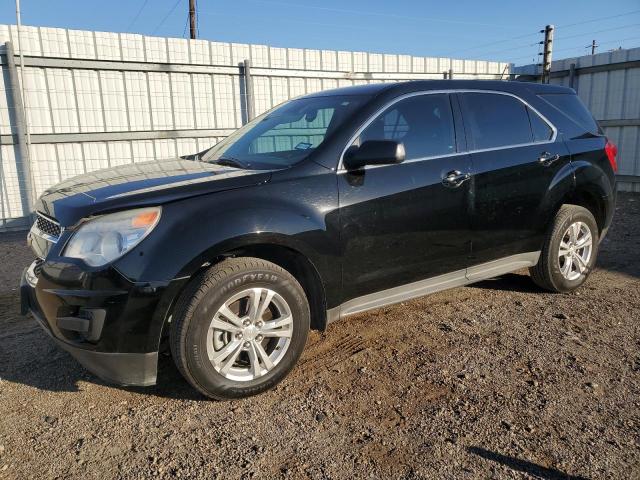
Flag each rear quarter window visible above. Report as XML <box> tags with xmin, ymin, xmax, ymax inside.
<box><xmin>538</xmin><ymin>93</ymin><xmax>601</xmax><ymax>135</ymax></box>
<box><xmin>527</xmin><ymin>107</ymin><xmax>554</xmax><ymax>142</ymax></box>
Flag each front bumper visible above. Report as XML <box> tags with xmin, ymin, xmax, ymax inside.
<box><xmin>19</xmin><ymin>258</ymin><xmax>179</xmax><ymax>387</ymax></box>
<box><xmin>25</xmin><ymin>303</ymin><xmax>157</xmax><ymax>386</ymax></box>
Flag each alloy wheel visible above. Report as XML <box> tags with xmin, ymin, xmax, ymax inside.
<box><xmin>206</xmin><ymin>287</ymin><xmax>293</xmax><ymax>381</ymax></box>
<box><xmin>558</xmin><ymin>221</ymin><xmax>593</xmax><ymax>281</ymax></box>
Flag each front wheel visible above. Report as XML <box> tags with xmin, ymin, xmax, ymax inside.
<box><xmin>170</xmin><ymin>257</ymin><xmax>310</xmax><ymax>400</ymax></box>
<box><xmin>529</xmin><ymin>204</ymin><xmax>599</xmax><ymax>293</ymax></box>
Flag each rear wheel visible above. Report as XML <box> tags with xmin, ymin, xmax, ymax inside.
<box><xmin>170</xmin><ymin>257</ymin><xmax>309</xmax><ymax>400</ymax></box>
<box><xmin>529</xmin><ymin>204</ymin><xmax>599</xmax><ymax>293</ymax></box>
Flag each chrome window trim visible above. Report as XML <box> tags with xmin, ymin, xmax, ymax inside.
<box><xmin>336</xmin><ymin>89</ymin><xmax>558</xmax><ymax>173</ymax></box>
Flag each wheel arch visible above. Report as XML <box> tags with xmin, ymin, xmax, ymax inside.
<box><xmin>542</xmin><ymin>160</ymin><xmax>612</xmax><ymax>236</ymax></box>
<box><xmin>165</xmin><ymin>234</ymin><xmax>330</xmax><ymax>336</ymax></box>
<box><xmin>560</xmin><ymin>188</ymin><xmax>607</xmax><ymax>233</ymax></box>
<box><xmin>223</xmin><ymin>242</ymin><xmax>328</xmax><ymax>332</ymax></box>
<box><xmin>568</xmin><ymin>159</ymin><xmax>616</xmax><ymax>234</ymax></box>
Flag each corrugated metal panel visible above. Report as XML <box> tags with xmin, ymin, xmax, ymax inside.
<box><xmin>0</xmin><ymin>24</ymin><xmax>511</xmax><ymax>227</ymax></box>
<box><xmin>124</xmin><ymin>71</ymin><xmax>152</xmax><ymax>131</ymax></box>
<box><xmin>94</xmin><ymin>31</ymin><xmax>121</xmax><ymax>60</ymax></box>
<box><xmin>46</xmin><ymin>69</ymin><xmax>79</xmax><ymax>133</ymax></box>
<box><xmin>130</xmin><ymin>140</ymin><xmax>155</xmax><ymax>164</ymax></box>
<box><xmin>82</xmin><ymin>142</ymin><xmax>109</xmax><ymax>170</ymax></box>
<box><xmin>75</xmin><ymin>70</ymin><xmax>104</xmax><ymax>132</ymax></box>
<box><xmin>56</xmin><ymin>143</ymin><xmax>85</xmax><ymax>180</ymax></box>
<box><xmin>100</xmin><ymin>71</ymin><xmax>128</xmax><ymax>131</ymax></box>
<box><xmin>147</xmin><ymin>72</ymin><xmax>173</xmax><ymax>130</ymax></box>
<box><xmin>0</xmin><ymin>144</ymin><xmax>24</xmax><ymax>219</ymax></box>
<box><xmin>120</xmin><ymin>33</ymin><xmax>145</xmax><ymax>62</ymax></box>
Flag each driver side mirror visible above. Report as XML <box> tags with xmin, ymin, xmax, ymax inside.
<box><xmin>343</xmin><ymin>140</ymin><xmax>406</xmax><ymax>171</ymax></box>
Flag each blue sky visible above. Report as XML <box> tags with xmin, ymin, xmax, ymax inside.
<box><xmin>1</xmin><ymin>0</ymin><xmax>639</xmax><ymax>65</ymax></box>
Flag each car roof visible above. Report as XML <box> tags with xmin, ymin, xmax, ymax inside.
<box><xmin>303</xmin><ymin>80</ymin><xmax>574</xmax><ymax>98</ymax></box>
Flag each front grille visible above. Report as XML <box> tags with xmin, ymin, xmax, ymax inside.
<box><xmin>35</xmin><ymin>213</ymin><xmax>61</xmax><ymax>240</ymax></box>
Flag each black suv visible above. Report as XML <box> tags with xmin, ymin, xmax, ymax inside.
<box><xmin>21</xmin><ymin>80</ymin><xmax>617</xmax><ymax>399</ymax></box>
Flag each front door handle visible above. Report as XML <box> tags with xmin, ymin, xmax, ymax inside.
<box><xmin>442</xmin><ymin>170</ymin><xmax>471</xmax><ymax>188</ymax></box>
<box><xmin>538</xmin><ymin>152</ymin><xmax>560</xmax><ymax>166</ymax></box>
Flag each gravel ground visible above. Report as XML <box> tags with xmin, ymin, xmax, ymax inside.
<box><xmin>1</xmin><ymin>193</ymin><xmax>639</xmax><ymax>480</ymax></box>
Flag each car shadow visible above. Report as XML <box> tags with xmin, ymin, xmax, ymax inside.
<box><xmin>124</xmin><ymin>353</ymin><xmax>207</xmax><ymax>401</ymax></box>
<box><xmin>467</xmin><ymin>273</ymin><xmax>547</xmax><ymax>294</ymax></box>
<box><xmin>467</xmin><ymin>446</ymin><xmax>589</xmax><ymax>480</ymax></box>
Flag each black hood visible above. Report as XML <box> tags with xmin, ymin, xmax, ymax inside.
<box><xmin>35</xmin><ymin>158</ymin><xmax>272</xmax><ymax>226</ymax></box>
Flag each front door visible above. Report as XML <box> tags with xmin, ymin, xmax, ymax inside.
<box><xmin>338</xmin><ymin>93</ymin><xmax>473</xmax><ymax>303</ymax></box>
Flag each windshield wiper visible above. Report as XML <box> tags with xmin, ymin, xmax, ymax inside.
<box><xmin>216</xmin><ymin>156</ymin><xmax>248</xmax><ymax>169</ymax></box>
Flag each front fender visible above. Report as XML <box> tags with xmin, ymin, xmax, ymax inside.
<box><xmin>114</xmin><ymin>174</ymin><xmax>341</xmax><ymax>294</ymax></box>
<box><xmin>111</xmin><ymin>170</ymin><xmax>340</xmax><ymax>353</ymax></box>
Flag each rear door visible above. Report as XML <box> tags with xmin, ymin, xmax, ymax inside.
<box><xmin>458</xmin><ymin>92</ymin><xmax>571</xmax><ymax>265</ymax></box>
<box><xmin>338</xmin><ymin>93</ymin><xmax>473</xmax><ymax>302</ymax></box>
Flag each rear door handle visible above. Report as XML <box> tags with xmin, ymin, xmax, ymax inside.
<box><xmin>538</xmin><ymin>152</ymin><xmax>560</xmax><ymax>166</ymax></box>
<box><xmin>442</xmin><ymin>170</ymin><xmax>471</xmax><ymax>188</ymax></box>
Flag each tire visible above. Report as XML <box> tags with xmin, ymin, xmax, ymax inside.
<box><xmin>529</xmin><ymin>204</ymin><xmax>599</xmax><ymax>293</ymax></box>
<box><xmin>170</xmin><ymin>257</ymin><xmax>310</xmax><ymax>400</ymax></box>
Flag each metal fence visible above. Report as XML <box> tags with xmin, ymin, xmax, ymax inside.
<box><xmin>514</xmin><ymin>47</ymin><xmax>640</xmax><ymax>192</ymax></box>
<box><xmin>0</xmin><ymin>24</ymin><xmax>511</xmax><ymax>230</ymax></box>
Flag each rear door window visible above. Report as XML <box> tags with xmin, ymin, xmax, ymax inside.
<box><xmin>460</xmin><ymin>93</ymin><xmax>533</xmax><ymax>150</ymax></box>
<box><xmin>356</xmin><ymin>94</ymin><xmax>456</xmax><ymax>160</ymax></box>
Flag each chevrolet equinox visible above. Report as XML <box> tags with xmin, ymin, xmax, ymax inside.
<box><xmin>21</xmin><ymin>80</ymin><xmax>617</xmax><ymax>399</ymax></box>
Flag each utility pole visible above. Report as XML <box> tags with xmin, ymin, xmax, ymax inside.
<box><xmin>189</xmin><ymin>0</ymin><xmax>196</xmax><ymax>39</ymax></box>
<box><xmin>541</xmin><ymin>24</ymin><xmax>554</xmax><ymax>84</ymax></box>
<box><xmin>13</xmin><ymin>0</ymin><xmax>35</xmax><ymax>215</ymax></box>
<box><xmin>588</xmin><ymin>40</ymin><xmax>598</xmax><ymax>55</ymax></box>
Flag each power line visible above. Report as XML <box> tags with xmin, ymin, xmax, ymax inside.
<box><xmin>182</xmin><ymin>11</ymin><xmax>189</xmax><ymax>38</ymax></box>
<box><xmin>151</xmin><ymin>0</ymin><xmax>184</xmax><ymax>35</ymax></box>
<box><xmin>126</xmin><ymin>0</ymin><xmax>150</xmax><ymax>31</ymax></box>
<box><xmin>443</xmin><ymin>31</ymin><xmax>541</xmax><ymax>57</ymax></box>
<box><xmin>466</xmin><ymin>41</ymin><xmax>541</xmax><ymax>59</ymax></box>
<box><xmin>552</xmin><ymin>35</ymin><xmax>640</xmax><ymax>55</ymax></box>
<box><xmin>197</xmin><ymin>9</ymin><xmax>489</xmax><ymax>40</ymax></box>
<box><xmin>449</xmin><ymin>7</ymin><xmax>640</xmax><ymax>57</ymax></box>
<box><xmin>555</xmin><ymin>22</ymin><xmax>640</xmax><ymax>41</ymax></box>
<box><xmin>510</xmin><ymin>35</ymin><xmax>640</xmax><ymax>63</ymax></box>
<box><xmin>250</xmin><ymin>0</ymin><xmax>522</xmax><ymax>30</ymax></box>
<box><xmin>556</xmin><ymin>8</ymin><xmax>640</xmax><ymax>29</ymax></box>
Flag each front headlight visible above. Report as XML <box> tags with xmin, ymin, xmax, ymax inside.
<box><xmin>63</xmin><ymin>207</ymin><xmax>161</xmax><ymax>267</ymax></box>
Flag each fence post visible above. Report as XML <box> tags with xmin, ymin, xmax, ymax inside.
<box><xmin>568</xmin><ymin>63</ymin><xmax>576</xmax><ymax>89</ymax></box>
<box><xmin>3</xmin><ymin>41</ymin><xmax>35</xmax><ymax>218</ymax></box>
<box><xmin>243</xmin><ymin>59</ymin><xmax>255</xmax><ymax>122</ymax></box>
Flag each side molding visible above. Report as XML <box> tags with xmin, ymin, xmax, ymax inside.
<box><xmin>326</xmin><ymin>251</ymin><xmax>540</xmax><ymax>323</ymax></box>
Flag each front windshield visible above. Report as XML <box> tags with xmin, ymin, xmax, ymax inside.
<box><xmin>201</xmin><ymin>95</ymin><xmax>367</xmax><ymax>169</ymax></box>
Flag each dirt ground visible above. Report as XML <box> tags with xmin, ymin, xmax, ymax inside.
<box><xmin>0</xmin><ymin>193</ymin><xmax>639</xmax><ymax>480</ymax></box>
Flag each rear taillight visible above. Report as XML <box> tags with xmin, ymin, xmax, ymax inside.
<box><xmin>605</xmin><ymin>139</ymin><xmax>618</xmax><ymax>172</ymax></box>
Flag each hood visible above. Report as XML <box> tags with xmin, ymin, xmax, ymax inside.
<box><xmin>35</xmin><ymin>158</ymin><xmax>272</xmax><ymax>226</ymax></box>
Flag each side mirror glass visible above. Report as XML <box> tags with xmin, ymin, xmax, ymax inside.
<box><xmin>343</xmin><ymin>140</ymin><xmax>406</xmax><ymax>170</ymax></box>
